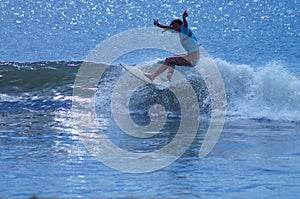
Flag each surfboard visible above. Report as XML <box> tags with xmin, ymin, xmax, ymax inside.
<box><xmin>120</xmin><ymin>64</ymin><xmax>171</xmax><ymax>88</ymax></box>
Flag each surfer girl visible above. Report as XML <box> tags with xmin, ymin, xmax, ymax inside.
<box><xmin>145</xmin><ymin>10</ymin><xmax>200</xmax><ymax>81</ymax></box>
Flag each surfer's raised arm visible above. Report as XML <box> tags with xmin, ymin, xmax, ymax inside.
<box><xmin>153</xmin><ymin>19</ymin><xmax>170</xmax><ymax>30</ymax></box>
<box><xmin>182</xmin><ymin>10</ymin><xmax>188</xmax><ymax>27</ymax></box>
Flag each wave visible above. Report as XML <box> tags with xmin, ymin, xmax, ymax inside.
<box><xmin>0</xmin><ymin>61</ymin><xmax>80</xmax><ymax>93</ymax></box>
<box><xmin>0</xmin><ymin>61</ymin><xmax>81</xmax><ymax>112</ymax></box>
<box><xmin>216</xmin><ymin>59</ymin><xmax>300</xmax><ymax>122</ymax></box>
<box><xmin>1</xmin><ymin>60</ymin><xmax>299</xmax><ymax>122</ymax></box>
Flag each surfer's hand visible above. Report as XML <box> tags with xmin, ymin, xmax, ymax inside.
<box><xmin>182</xmin><ymin>10</ymin><xmax>188</xmax><ymax>18</ymax></box>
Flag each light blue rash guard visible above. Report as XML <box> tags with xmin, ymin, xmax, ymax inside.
<box><xmin>179</xmin><ymin>25</ymin><xmax>199</xmax><ymax>53</ymax></box>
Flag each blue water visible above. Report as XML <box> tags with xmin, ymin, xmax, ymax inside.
<box><xmin>1</xmin><ymin>0</ymin><xmax>300</xmax><ymax>198</ymax></box>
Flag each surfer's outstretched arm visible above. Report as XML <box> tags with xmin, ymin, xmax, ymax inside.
<box><xmin>153</xmin><ymin>19</ymin><xmax>170</xmax><ymax>30</ymax></box>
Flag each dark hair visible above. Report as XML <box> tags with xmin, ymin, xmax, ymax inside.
<box><xmin>170</xmin><ymin>19</ymin><xmax>183</xmax><ymax>26</ymax></box>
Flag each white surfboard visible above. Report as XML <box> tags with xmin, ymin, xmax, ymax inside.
<box><xmin>120</xmin><ymin>64</ymin><xmax>172</xmax><ymax>88</ymax></box>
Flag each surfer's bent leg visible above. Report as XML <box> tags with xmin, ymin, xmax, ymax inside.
<box><xmin>145</xmin><ymin>56</ymin><xmax>192</xmax><ymax>81</ymax></box>
<box><xmin>165</xmin><ymin>56</ymin><xmax>193</xmax><ymax>80</ymax></box>
<box><xmin>165</xmin><ymin>56</ymin><xmax>193</xmax><ymax>67</ymax></box>
<box><xmin>145</xmin><ymin>64</ymin><xmax>169</xmax><ymax>81</ymax></box>
<box><xmin>167</xmin><ymin>66</ymin><xmax>174</xmax><ymax>81</ymax></box>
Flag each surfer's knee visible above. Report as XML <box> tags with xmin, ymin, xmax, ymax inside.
<box><xmin>164</xmin><ymin>57</ymin><xmax>175</xmax><ymax>68</ymax></box>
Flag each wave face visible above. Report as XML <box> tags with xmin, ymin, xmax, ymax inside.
<box><xmin>0</xmin><ymin>62</ymin><xmax>80</xmax><ymax>113</ymax></box>
<box><xmin>1</xmin><ymin>60</ymin><xmax>299</xmax><ymax>122</ymax></box>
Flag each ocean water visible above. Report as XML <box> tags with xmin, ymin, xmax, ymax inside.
<box><xmin>1</xmin><ymin>0</ymin><xmax>300</xmax><ymax>198</ymax></box>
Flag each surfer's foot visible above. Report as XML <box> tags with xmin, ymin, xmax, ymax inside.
<box><xmin>144</xmin><ymin>73</ymin><xmax>155</xmax><ymax>81</ymax></box>
<box><xmin>160</xmin><ymin>77</ymin><xmax>171</xmax><ymax>82</ymax></box>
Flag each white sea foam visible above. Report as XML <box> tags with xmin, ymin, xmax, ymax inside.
<box><xmin>215</xmin><ymin>59</ymin><xmax>300</xmax><ymax>121</ymax></box>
